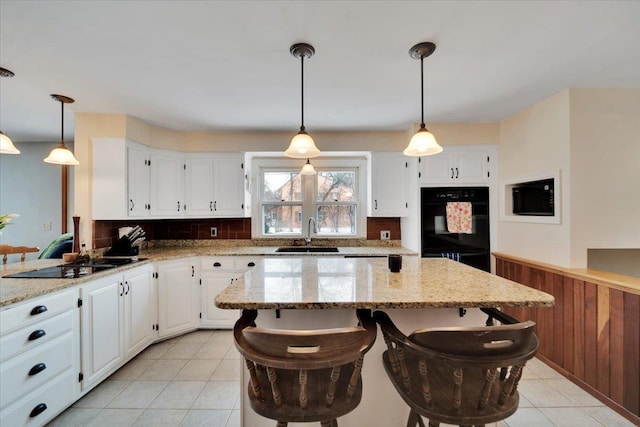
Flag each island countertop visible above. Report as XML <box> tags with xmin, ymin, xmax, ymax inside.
<box><xmin>215</xmin><ymin>257</ymin><xmax>555</xmax><ymax>310</ymax></box>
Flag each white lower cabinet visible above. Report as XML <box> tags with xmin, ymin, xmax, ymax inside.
<box><xmin>123</xmin><ymin>265</ymin><xmax>155</xmax><ymax>357</ymax></box>
<box><xmin>80</xmin><ymin>264</ymin><xmax>154</xmax><ymax>390</ymax></box>
<box><xmin>199</xmin><ymin>257</ymin><xmax>256</xmax><ymax>328</ymax></box>
<box><xmin>156</xmin><ymin>258</ymin><xmax>199</xmax><ymax>338</ymax></box>
<box><xmin>0</xmin><ymin>288</ymin><xmax>79</xmax><ymax>427</ymax></box>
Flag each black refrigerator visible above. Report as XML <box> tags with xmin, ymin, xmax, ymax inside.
<box><xmin>421</xmin><ymin>187</ymin><xmax>490</xmax><ymax>272</ymax></box>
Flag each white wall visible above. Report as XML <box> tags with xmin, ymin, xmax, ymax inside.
<box><xmin>569</xmin><ymin>88</ymin><xmax>640</xmax><ymax>267</ymax></box>
<box><xmin>0</xmin><ymin>142</ymin><xmax>73</xmax><ymax>262</ymax></box>
<box><xmin>497</xmin><ymin>90</ymin><xmax>572</xmax><ymax>266</ymax></box>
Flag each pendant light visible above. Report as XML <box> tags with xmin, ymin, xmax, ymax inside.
<box><xmin>44</xmin><ymin>94</ymin><xmax>79</xmax><ymax>165</ymax></box>
<box><xmin>300</xmin><ymin>158</ymin><xmax>316</xmax><ymax>175</ymax></box>
<box><xmin>0</xmin><ymin>67</ymin><xmax>20</xmax><ymax>154</ymax></box>
<box><xmin>285</xmin><ymin>43</ymin><xmax>320</xmax><ymax>159</ymax></box>
<box><xmin>404</xmin><ymin>42</ymin><xmax>443</xmax><ymax>157</ymax></box>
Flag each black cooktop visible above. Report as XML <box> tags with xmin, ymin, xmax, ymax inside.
<box><xmin>2</xmin><ymin>258</ymin><xmax>146</xmax><ymax>279</ymax></box>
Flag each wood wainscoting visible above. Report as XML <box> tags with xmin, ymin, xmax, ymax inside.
<box><xmin>493</xmin><ymin>253</ymin><xmax>640</xmax><ymax>425</ymax></box>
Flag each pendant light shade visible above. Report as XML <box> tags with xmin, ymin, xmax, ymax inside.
<box><xmin>300</xmin><ymin>158</ymin><xmax>317</xmax><ymax>175</ymax></box>
<box><xmin>0</xmin><ymin>68</ymin><xmax>20</xmax><ymax>154</ymax></box>
<box><xmin>0</xmin><ymin>131</ymin><xmax>20</xmax><ymax>154</ymax></box>
<box><xmin>404</xmin><ymin>42</ymin><xmax>443</xmax><ymax>157</ymax></box>
<box><xmin>285</xmin><ymin>43</ymin><xmax>320</xmax><ymax>159</ymax></box>
<box><xmin>44</xmin><ymin>94</ymin><xmax>79</xmax><ymax>165</ymax></box>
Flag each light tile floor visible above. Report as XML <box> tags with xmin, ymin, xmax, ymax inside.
<box><xmin>48</xmin><ymin>330</ymin><xmax>635</xmax><ymax>427</ymax></box>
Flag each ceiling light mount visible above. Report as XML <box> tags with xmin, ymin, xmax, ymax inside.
<box><xmin>44</xmin><ymin>94</ymin><xmax>79</xmax><ymax>165</ymax></box>
<box><xmin>285</xmin><ymin>42</ymin><xmax>320</xmax><ymax>159</ymax></box>
<box><xmin>404</xmin><ymin>41</ymin><xmax>443</xmax><ymax>157</ymax></box>
<box><xmin>0</xmin><ymin>67</ymin><xmax>15</xmax><ymax>78</ymax></box>
<box><xmin>290</xmin><ymin>43</ymin><xmax>315</xmax><ymax>60</ymax></box>
<box><xmin>408</xmin><ymin>42</ymin><xmax>436</xmax><ymax>60</ymax></box>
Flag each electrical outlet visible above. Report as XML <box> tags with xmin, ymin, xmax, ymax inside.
<box><xmin>380</xmin><ymin>230</ymin><xmax>391</xmax><ymax>240</ymax></box>
<box><xmin>210</xmin><ymin>227</ymin><xmax>217</xmax><ymax>237</ymax></box>
<box><xmin>42</xmin><ymin>222</ymin><xmax>52</xmax><ymax>231</ymax></box>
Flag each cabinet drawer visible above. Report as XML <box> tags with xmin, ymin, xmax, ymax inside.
<box><xmin>200</xmin><ymin>257</ymin><xmax>235</xmax><ymax>271</ymax></box>
<box><xmin>0</xmin><ymin>368</ymin><xmax>76</xmax><ymax>427</ymax></box>
<box><xmin>0</xmin><ymin>311</ymin><xmax>74</xmax><ymax>362</ymax></box>
<box><xmin>234</xmin><ymin>258</ymin><xmax>258</xmax><ymax>273</ymax></box>
<box><xmin>1</xmin><ymin>332</ymin><xmax>75</xmax><ymax>409</ymax></box>
<box><xmin>0</xmin><ymin>289</ymin><xmax>76</xmax><ymax>335</ymax></box>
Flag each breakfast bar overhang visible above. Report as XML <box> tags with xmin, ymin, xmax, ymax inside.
<box><xmin>215</xmin><ymin>257</ymin><xmax>554</xmax><ymax>427</ymax></box>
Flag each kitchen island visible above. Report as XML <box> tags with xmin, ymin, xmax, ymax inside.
<box><xmin>215</xmin><ymin>256</ymin><xmax>554</xmax><ymax>427</ymax></box>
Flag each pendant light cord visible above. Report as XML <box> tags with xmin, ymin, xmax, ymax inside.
<box><xmin>300</xmin><ymin>54</ymin><xmax>305</xmax><ymax>131</ymax></box>
<box><xmin>60</xmin><ymin>100</ymin><xmax>65</xmax><ymax>143</ymax></box>
<box><xmin>420</xmin><ymin>54</ymin><xmax>425</xmax><ymax>127</ymax></box>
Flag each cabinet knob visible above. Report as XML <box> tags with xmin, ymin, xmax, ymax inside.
<box><xmin>28</xmin><ymin>363</ymin><xmax>47</xmax><ymax>376</ymax></box>
<box><xmin>28</xmin><ymin>329</ymin><xmax>46</xmax><ymax>341</ymax></box>
<box><xmin>30</xmin><ymin>305</ymin><xmax>48</xmax><ymax>316</ymax></box>
<box><xmin>29</xmin><ymin>403</ymin><xmax>47</xmax><ymax>418</ymax></box>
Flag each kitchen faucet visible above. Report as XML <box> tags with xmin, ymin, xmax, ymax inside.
<box><xmin>306</xmin><ymin>217</ymin><xmax>317</xmax><ymax>246</ymax></box>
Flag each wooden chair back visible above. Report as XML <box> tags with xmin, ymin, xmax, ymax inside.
<box><xmin>0</xmin><ymin>244</ymin><xmax>39</xmax><ymax>264</ymax></box>
<box><xmin>234</xmin><ymin>309</ymin><xmax>377</xmax><ymax>426</ymax></box>
<box><xmin>373</xmin><ymin>310</ymin><xmax>538</xmax><ymax>427</ymax></box>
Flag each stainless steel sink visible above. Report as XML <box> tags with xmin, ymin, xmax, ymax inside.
<box><xmin>275</xmin><ymin>247</ymin><xmax>340</xmax><ymax>253</ymax></box>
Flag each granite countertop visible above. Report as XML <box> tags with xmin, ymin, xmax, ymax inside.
<box><xmin>0</xmin><ymin>245</ymin><xmax>416</xmax><ymax>307</ymax></box>
<box><xmin>215</xmin><ymin>257</ymin><xmax>555</xmax><ymax>310</ymax></box>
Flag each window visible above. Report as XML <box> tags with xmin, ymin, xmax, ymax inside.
<box><xmin>252</xmin><ymin>158</ymin><xmax>366</xmax><ymax>238</ymax></box>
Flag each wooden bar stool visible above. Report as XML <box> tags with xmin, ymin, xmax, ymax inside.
<box><xmin>373</xmin><ymin>310</ymin><xmax>538</xmax><ymax>427</ymax></box>
<box><xmin>234</xmin><ymin>309</ymin><xmax>377</xmax><ymax>427</ymax></box>
<box><xmin>0</xmin><ymin>244</ymin><xmax>39</xmax><ymax>264</ymax></box>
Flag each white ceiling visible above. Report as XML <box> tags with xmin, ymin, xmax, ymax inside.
<box><xmin>1</xmin><ymin>1</ymin><xmax>639</xmax><ymax>143</ymax></box>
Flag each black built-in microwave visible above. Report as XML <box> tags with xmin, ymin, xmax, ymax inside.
<box><xmin>512</xmin><ymin>178</ymin><xmax>554</xmax><ymax>216</ymax></box>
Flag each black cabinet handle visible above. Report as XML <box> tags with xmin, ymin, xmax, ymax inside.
<box><xmin>213</xmin><ymin>262</ymin><xmax>222</xmax><ymax>267</ymax></box>
<box><xmin>210</xmin><ymin>201</ymin><xmax>213</xmax><ymax>211</ymax></box>
<box><xmin>374</xmin><ymin>200</ymin><xmax>378</xmax><ymax>210</ymax></box>
<box><xmin>124</xmin><ymin>281</ymin><xmax>130</xmax><ymax>295</ymax></box>
<box><xmin>119</xmin><ymin>282</ymin><xmax>124</xmax><ymax>297</ymax></box>
<box><xmin>28</xmin><ymin>363</ymin><xmax>47</xmax><ymax>376</ymax></box>
<box><xmin>177</xmin><ymin>201</ymin><xmax>181</xmax><ymax>211</ymax></box>
<box><xmin>191</xmin><ymin>266</ymin><xmax>195</xmax><ymax>277</ymax></box>
<box><xmin>28</xmin><ymin>329</ymin><xmax>46</xmax><ymax>341</ymax></box>
<box><xmin>214</xmin><ymin>201</ymin><xmax>217</xmax><ymax>211</ymax></box>
<box><xmin>455</xmin><ymin>167</ymin><xmax>459</xmax><ymax>179</ymax></box>
<box><xmin>29</xmin><ymin>403</ymin><xmax>47</xmax><ymax>418</ymax></box>
<box><xmin>450</xmin><ymin>168</ymin><xmax>454</xmax><ymax>179</ymax></box>
<box><xmin>247</xmin><ymin>262</ymin><xmax>255</xmax><ymax>267</ymax></box>
<box><xmin>30</xmin><ymin>305</ymin><xmax>48</xmax><ymax>316</ymax></box>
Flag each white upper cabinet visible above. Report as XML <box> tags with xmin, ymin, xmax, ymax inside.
<box><xmin>93</xmin><ymin>139</ymin><xmax>246</xmax><ymax>220</ymax></box>
<box><xmin>371</xmin><ymin>153</ymin><xmax>410</xmax><ymax>217</ymax></box>
<box><xmin>185</xmin><ymin>156</ymin><xmax>215</xmax><ymax>217</ymax></box>
<box><xmin>213</xmin><ymin>155</ymin><xmax>245</xmax><ymax>217</ymax></box>
<box><xmin>127</xmin><ymin>143</ymin><xmax>151</xmax><ymax>217</ymax></box>
<box><xmin>150</xmin><ymin>150</ymin><xmax>185</xmax><ymax>217</ymax></box>
<box><xmin>419</xmin><ymin>147</ymin><xmax>490</xmax><ymax>185</ymax></box>
<box><xmin>184</xmin><ymin>153</ymin><xmax>245</xmax><ymax>218</ymax></box>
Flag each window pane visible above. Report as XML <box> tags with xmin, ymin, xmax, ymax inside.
<box><xmin>316</xmin><ymin>205</ymin><xmax>356</xmax><ymax>235</ymax></box>
<box><xmin>263</xmin><ymin>205</ymin><xmax>302</xmax><ymax>234</ymax></box>
<box><xmin>263</xmin><ymin>172</ymin><xmax>302</xmax><ymax>202</ymax></box>
<box><xmin>317</xmin><ymin>171</ymin><xmax>355</xmax><ymax>202</ymax></box>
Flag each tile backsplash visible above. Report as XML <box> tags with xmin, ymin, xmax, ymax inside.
<box><xmin>93</xmin><ymin>217</ymin><xmax>401</xmax><ymax>249</ymax></box>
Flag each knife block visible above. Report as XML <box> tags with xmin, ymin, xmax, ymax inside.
<box><xmin>104</xmin><ymin>236</ymin><xmax>139</xmax><ymax>256</ymax></box>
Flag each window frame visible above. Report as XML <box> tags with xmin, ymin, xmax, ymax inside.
<box><xmin>251</xmin><ymin>157</ymin><xmax>367</xmax><ymax>239</ymax></box>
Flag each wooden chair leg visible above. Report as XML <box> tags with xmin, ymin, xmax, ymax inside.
<box><xmin>320</xmin><ymin>420</ymin><xmax>338</xmax><ymax>427</ymax></box>
<box><xmin>276</xmin><ymin>422</ymin><xmax>287</xmax><ymax>427</ymax></box>
<box><xmin>406</xmin><ymin>410</ymin><xmax>428</xmax><ymax>427</ymax></box>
